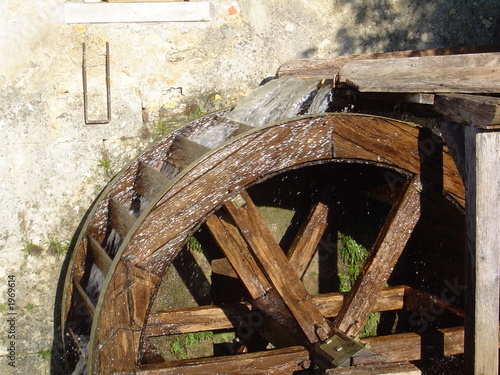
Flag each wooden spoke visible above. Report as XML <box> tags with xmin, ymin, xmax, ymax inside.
<box><xmin>287</xmin><ymin>200</ymin><xmax>329</xmax><ymax>278</ymax></box>
<box><xmin>205</xmin><ymin>214</ymin><xmax>272</xmax><ymax>298</ymax></box>
<box><xmin>223</xmin><ymin>190</ymin><xmax>333</xmax><ymax>344</ymax></box>
<box><xmin>137</xmin><ymin>346</ymin><xmax>311</xmax><ymax>375</ymax></box>
<box><xmin>146</xmin><ymin>286</ymin><xmax>406</xmax><ymax>337</ymax></box>
<box><xmin>334</xmin><ymin>175</ymin><xmax>423</xmax><ymax>337</ymax></box>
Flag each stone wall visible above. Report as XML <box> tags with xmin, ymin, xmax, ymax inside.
<box><xmin>0</xmin><ymin>0</ymin><xmax>497</xmax><ymax>373</ymax></box>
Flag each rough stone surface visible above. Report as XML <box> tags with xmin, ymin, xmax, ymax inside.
<box><xmin>0</xmin><ymin>0</ymin><xmax>498</xmax><ymax>374</ymax></box>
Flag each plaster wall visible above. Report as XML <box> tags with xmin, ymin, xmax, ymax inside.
<box><xmin>0</xmin><ymin>0</ymin><xmax>497</xmax><ymax>373</ymax></box>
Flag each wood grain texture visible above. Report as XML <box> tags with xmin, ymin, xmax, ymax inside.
<box><xmin>434</xmin><ymin>94</ymin><xmax>500</xmax><ymax>129</ymax></box>
<box><xmin>145</xmin><ymin>286</ymin><xmax>406</xmax><ymax>337</ymax></box>
<box><xmin>86</xmin><ymin>115</ymin><xmax>464</xmax><ymax>374</ymax></box>
<box><xmin>464</xmin><ymin>127</ymin><xmax>500</xmax><ymax>375</ymax></box>
<box><xmin>277</xmin><ymin>46</ymin><xmax>500</xmax><ymax>78</ymax></box>
<box><xmin>334</xmin><ymin>176</ymin><xmax>422</xmax><ymax>337</ymax></box>
<box><xmin>136</xmin><ymin>346</ymin><xmax>311</xmax><ymax>375</ymax></box>
<box><xmin>338</xmin><ymin>53</ymin><xmax>500</xmax><ymax>93</ymax></box>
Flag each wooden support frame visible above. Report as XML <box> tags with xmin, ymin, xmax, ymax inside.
<box><xmin>464</xmin><ymin>126</ymin><xmax>500</xmax><ymax>375</ymax></box>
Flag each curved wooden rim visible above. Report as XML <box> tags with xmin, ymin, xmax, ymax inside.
<box><xmin>86</xmin><ymin>113</ymin><xmax>464</xmax><ymax>373</ymax></box>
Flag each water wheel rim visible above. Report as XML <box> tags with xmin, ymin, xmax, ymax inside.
<box><xmin>63</xmin><ymin>113</ymin><xmax>464</xmax><ymax>374</ymax></box>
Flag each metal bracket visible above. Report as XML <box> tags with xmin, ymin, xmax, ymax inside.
<box><xmin>231</xmin><ymin>193</ymin><xmax>247</xmax><ymax>208</ymax></box>
<box><xmin>319</xmin><ymin>333</ymin><xmax>366</xmax><ymax>367</ymax></box>
<box><xmin>82</xmin><ymin>42</ymin><xmax>111</xmax><ymax>124</ymax></box>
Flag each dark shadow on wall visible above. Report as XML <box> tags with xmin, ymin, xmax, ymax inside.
<box><xmin>332</xmin><ymin>0</ymin><xmax>499</xmax><ymax>55</ymax></box>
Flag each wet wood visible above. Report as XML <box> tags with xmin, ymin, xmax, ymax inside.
<box><xmin>334</xmin><ymin>176</ymin><xmax>422</xmax><ymax>337</ymax></box>
<box><xmin>136</xmin><ymin>346</ymin><xmax>311</xmax><ymax>375</ymax></box>
<box><xmin>88</xmin><ymin>235</ymin><xmax>112</xmax><ymax>274</ymax></box>
<box><xmin>167</xmin><ymin>136</ymin><xmax>210</xmax><ymax>170</ymax></box>
<box><xmin>337</xmin><ymin>53</ymin><xmax>500</xmax><ymax>93</ymax></box>
<box><xmin>146</xmin><ymin>286</ymin><xmax>406</xmax><ymax>337</ymax></box>
<box><xmin>434</xmin><ymin>94</ymin><xmax>500</xmax><ymax>129</ymax></box>
<box><xmin>135</xmin><ymin>161</ymin><xmax>172</xmax><ymax>201</ymax></box>
<box><xmin>224</xmin><ymin>190</ymin><xmax>333</xmax><ymax>344</ymax></box>
<box><xmin>81</xmin><ymin>115</ymin><xmax>465</xmax><ymax>374</ymax></box>
<box><xmin>73</xmin><ymin>279</ymin><xmax>95</xmax><ymax>318</ymax></box>
<box><xmin>108</xmin><ymin>197</ymin><xmax>137</xmax><ymax>239</ymax></box>
<box><xmin>205</xmin><ymin>214</ymin><xmax>272</xmax><ymax>298</ymax></box>
<box><xmin>287</xmin><ymin>200</ymin><xmax>329</xmax><ymax>278</ymax></box>
<box><xmin>464</xmin><ymin>127</ymin><xmax>500</xmax><ymax>375</ymax></box>
<box><xmin>324</xmin><ymin>361</ymin><xmax>421</xmax><ymax>375</ymax></box>
<box><xmin>277</xmin><ymin>46</ymin><xmax>500</xmax><ymax>78</ymax></box>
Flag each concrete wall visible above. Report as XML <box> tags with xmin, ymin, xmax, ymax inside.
<box><xmin>0</xmin><ymin>0</ymin><xmax>497</xmax><ymax>373</ymax></box>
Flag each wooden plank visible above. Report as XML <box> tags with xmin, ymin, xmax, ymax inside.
<box><xmin>464</xmin><ymin>127</ymin><xmax>500</xmax><ymax>375</ymax></box>
<box><xmin>205</xmin><ymin>214</ymin><xmax>272</xmax><ymax>298</ymax></box>
<box><xmin>277</xmin><ymin>46</ymin><xmax>500</xmax><ymax>78</ymax></box>
<box><xmin>287</xmin><ymin>200</ymin><xmax>329</xmax><ymax>278</ymax></box>
<box><xmin>145</xmin><ymin>286</ymin><xmax>406</xmax><ymax>337</ymax></box>
<box><xmin>135</xmin><ymin>162</ymin><xmax>172</xmax><ymax>201</ymax></box>
<box><xmin>88</xmin><ymin>235</ymin><xmax>113</xmax><ymax>274</ymax></box>
<box><xmin>224</xmin><ymin>190</ymin><xmax>333</xmax><ymax>344</ymax></box>
<box><xmin>108</xmin><ymin>197</ymin><xmax>137</xmax><ymax>239</ymax></box>
<box><xmin>325</xmin><ymin>361</ymin><xmax>421</xmax><ymax>375</ymax></box>
<box><xmin>337</xmin><ymin>53</ymin><xmax>500</xmax><ymax>93</ymax></box>
<box><xmin>136</xmin><ymin>346</ymin><xmax>311</xmax><ymax>375</ymax></box>
<box><xmin>334</xmin><ymin>176</ymin><xmax>422</xmax><ymax>337</ymax></box>
<box><xmin>73</xmin><ymin>279</ymin><xmax>95</xmax><ymax>318</ymax></box>
<box><xmin>167</xmin><ymin>136</ymin><xmax>211</xmax><ymax>170</ymax></box>
<box><xmin>434</xmin><ymin>94</ymin><xmax>500</xmax><ymax>129</ymax></box>
<box><xmin>64</xmin><ymin>2</ymin><xmax>211</xmax><ymax>23</ymax></box>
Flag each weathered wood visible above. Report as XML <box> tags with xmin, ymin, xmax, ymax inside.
<box><xmin>464</xmin><ymin>127</ymin><xmax>500</xmax><ymax>375</ymax></box>
<box><xmin>205</xmin><ymin>214</ymin><xmax>272</xmax><ymax>298</ymax></box>
<box><xmin>225</xmin><ymin>190</ymin><xmax>333</xmax><ymax>344</ymax></box>
<box><xmin>167</xmin><ymin>136</ymin><xmax>211</xmax><ymax>170</ymax></box>
<box><xmin>73</xmin><ymin>279</ymin><xmax>95</xmax><ymax>318</ymax></box>
<box><xmin>324</xmin><ymin>361</ymin><xmax>421</xmax><ymax>375</ymax></box>
<box><xmin>434</xmin><ymin>94</ymin><xmax>500</xmax><ymax>129</ymax></box>
<box><xmin>337</xmin><ymin>53</ymin><xmax>500</xmax><ymax>93</ymax></box>
<box><xmin>86</xmin><ymin>115</ymin><xmax>465</xmax><ymax>374</ymax></box>
<box><xmin>88</xmin><ymin>235</ymin><xmax>113</xmax><ymax>274</ymax></box>
<box><xmin>277</xmin><ymin>46</ymin><xmax>500</xmax><ymax>78</ymax></box>
<box><xmin>136</xmin><ymin>346</ymin><xmax>311</xmax><ymax>375</ymax></box>
<box><xmin>108</xmin><ymin>197</ymin><xmax>136</xmax><ymax>239</ymax></box>
<box><xmin>334</xmin><ymin>176</ymin><xmax>422</xmax><ymax>337</ymax></box>
<box><xmin>287</xmin><ymin>200</ymin><xmax>329</xmax><ymax>278</ymax></box>
<box><xmin>135</xmin><ymin>162</ymin><xmax>172</xmax><ymax>201</ymax></box>
<box><xmin>146</xmin><ymin>286</ymin><xmax>406</xmax><ymax>337</ymax></box>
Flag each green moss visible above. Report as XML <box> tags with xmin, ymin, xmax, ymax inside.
<box><xmin>25</xmin><ymin>303</ymin><xmax>36</xmax><ymax>313</ymax></box>
<box><xmin>98</xmin><ymin>157</ymin><xmax>112</xmax><ymax>176</ymax></box>
<box><xmin>22</xmin><ymin>240</ymin><xmax>39</xmax><ymax>256</ymax></box>
<box><xmin>169</xmin><ymin>332</ymin><xmax>213</xmax><ymax>360</ymax></box>
<box><xmin>47</xmin><ymin>239</ymin><xmax>69</xmax><ymax>256</ymax></box>
<box><xmin>188</xmin><ymin>236</ymin><xmax>203</xmax><ymax>253</ymax></box>
<box><xmin>37</xmin><ymin>349</ymin><xmax>52</xmax><ymax>360</ymax></box>
<box><xmin>337</xmin><ymin>233</ymin><xmax>380</xmax><ymax>338</ymax></box>
<box><xmin>0</xmin><ymin>304</ymin><xmax>7</xmax><ymax>313</ymax></box>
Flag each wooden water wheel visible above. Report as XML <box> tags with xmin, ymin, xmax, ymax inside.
<box><xmin>62</xmin><ymin>98</ymin><xmax>469</xmax><ymax>374</ymax></box>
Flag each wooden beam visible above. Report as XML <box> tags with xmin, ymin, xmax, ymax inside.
<box><xmin>135</xmin><ymin>162</ymin><xmax>172</xmax><ymax>201</ymax></box>
<box><xmin>224</xmin><ymin>190</ymin><xmax>333</xmax><ymax>344</ymax></box>
<box><xmin>205</xmin><ymin>214</ymin><xmax>272</xmax><ymax>298</ymax></box>
<box><xmin>145</xmin><ymin>286</ymin><xmax>406</xmax><ymax>337</ymax></box>
<box><xmin>337</xmin><ymin>53</ymin><xmax>500</xmax><ymax>93</ymax></box>
<box><xmin>434</xmin><ymin>94</ymin><xmax>500</xmax><ymax>129</ymax></box>
<box><xmin>277</xmin><ymin>46</ymin><xmax>500</xmax><ymax>78</ymax></box>
<box><xmin>88</xmin><ymin>235</ymin><xmax>113</xmax><ymax>274</ymax></box>
<box><xmin>287</xmin><ymin>201</ymin><xmax>329</xmax><ymax>278</ymax></box>
<box><xmin>324</xmin><ymin>361</ymin><xmax>421</xmax><ymax>375</ymax></box>
<box><xmin>464</xmin><ymin>127</ymin><xmax>500</xmax><ymax>375</ymax></box>
<box><xmin>108</xmin><ymin>197</ymin><xmax>136</xmax><ymax>239</ymax></box>
<box><xmin>136</xmin><ymin>346</ymin><xmax>311</xmax><ymax>375</ymax></box>
<box><xmin>334</xmin><ymin>176</ymin><xmax>422</xmax><ymax>337</ymax></box>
